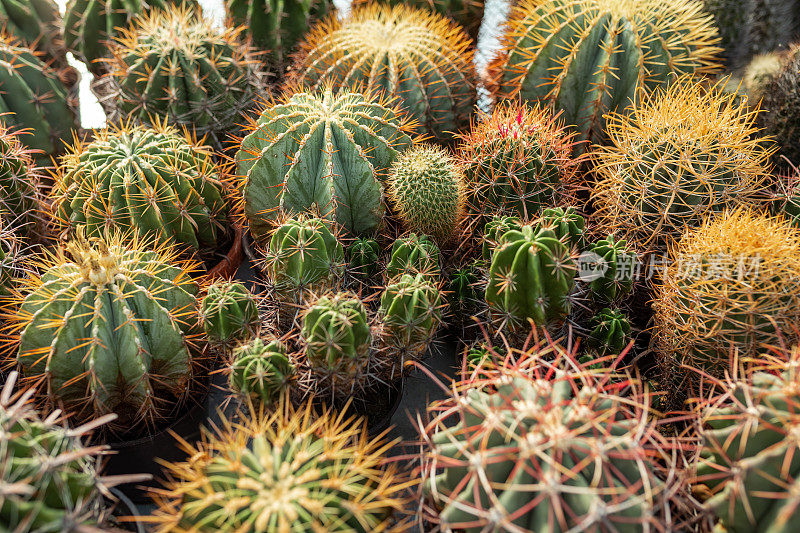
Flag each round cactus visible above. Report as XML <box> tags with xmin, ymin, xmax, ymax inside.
<box><xmin>52</xmin><ymin>123</ymin><xmax>231</xmax><ymax>256</ymax></box>
<box><xmin>586</xmin><ymin>235</ymin><xmax>637</xmax><ymax>303</ymax></box>
<box><xmin>387</xmin><ymin>144</ymin><xmax>465</xmax><ymax>244</ymax></box>
<box><xmin>485</xmin><ymin>225</ymin><xmax>575</xmax><ymax>333</ymax></box>
<box><xmin>458</xmin><ymin>101</ymin><xmax>577</xmax><ymax>227</ymax></box>
<box><xmin>481</xmin><ymin>215</ymin><xmax>521</xmax><ymax>262</ymax></box>
<box><xmin>150</xmin><ymin>401</ymin><xmax>408</xmax><ymax>532</ymax></box>
<box><xmin>302</xmin><ymin>292</ymin><xmax>372</xmax><ymax>371</ymax></box>
<box><xmin>106</xmin><ymin>5</ymin><xmax>264</xmax><ymax>150</ymax></box>
<box><xmin>491</xmin><ymin>0</ymin><xmax>722</xmax><ymax>148</ymax></box>
<box><xmin>229</xmin><ymin>338</ymin><xmax>294</xmax><ymax>403</ymax></box>
<box><xmin>743</xmin><ymin>51</ymin><xmax>784</xmax><ymax>101</ymax></box>
<box><xmin>385</xmin><ymin>233</ymin><xmax>441</xmax><ymax>280</ymax></box>
<box><xmin>380</xmin><ymin>272</ymin><xmax>443</xmax><ymax>362</ymax></box>
<box><xmin>592</xmin><ymin>79</ymin><xmax>773</xmax><ymax>249</ymax></box>
<box><xmin>237</xmin><ymin>87</ymin><xmax>413</xmax><ymax>239</ymax></box>
<box><xmin>201</xmin><ymin>281</ymin><xmax>259</xmax><ymax>344</ymax></box>
<box><xmin>347</xmin><ymin>237</ymin><xmax>379</xmax><ymax>279</ymax></box>
<box><xmin>364</xmin><ymin>0</ymin><xmax>484</xmax><ymax>37</ymax></box>
<box><xmin>293</xmin><ymin>4</ymin><xmax>475</xmax><ymax>142</ymax></box>
<box><xmin>757</xmin><ymin>46</ymin><xmax>800</xmax><ymax>169</ymax></box>
<box><xmin>655</xmin><ymin>210</ymin><xmax>800</xmax><ymax>386</ymax></box>
<box><xmin>9</xmin><ymin>231</ymin><xmax>202</xmax><ymax>432</ymax></box>
<box><xmin>533</xmin><ymin>206</ymin><xmax>584</xmax><ymax>250</ymax></box>
<box><xmin>0</xmin><ymin>35</ymin><xmax>77</xmax><ymax>156</ymax></box>
<box><xmin>0</xmin><ymin>122</ymin><xmax>47</xmax><ymax>241</ymax></box>
<box><xmin>0</xmin><ymin>0</ymin><xmax>68</xmax><ymax>69</ymax></box>
<box><xmin>587</xmin><ymin>307</ymin><xmax>632</xmax><ymax>355</ymax></box>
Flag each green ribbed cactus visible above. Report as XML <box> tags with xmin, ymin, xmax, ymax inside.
<box><xmin>237</xmin><ymin>88</ymin><xmax>413</xmax><ymax>239</ymax></box>
<box><xmin>386</xmin><ymin>233</ymin><xmax>441</xmax><ymax>280</ymax></box>
<box><xmin>534</xmin><ymin>206</ymin><xmax>584</xmax><ymax>250</ymax></box>
<box><xmin>493</xmin><ymin>0</ymin><xmax>722</xmax><ymax>147</ymax></box>
<box><xmin>263</xmin><ymin>216</ymin><xmax>344</xmax><ymax>299</ymax></box>
<box><xmin>485</xmin><ymin>225</ymin><xmax>575</xmax><ymax>333</ymax></box>
<box><xmin>465</xmin><ymin>343</ymin><xmax>490</xmax><ymax>368</ymax></box>
<box><xmin>294</xmin><ymin>4</ymin><xmax>475</xmax><ymax>142</ymax></box>
<box><xmin>586</xmin><ymin>235</ymin><xmax>637</xmax><ymax>303</ymax></box>
<box><xmin>588</xmin><ymin>308</ymin><xmax>632</xmax><ymax>355</ymax></box>
<box><xmin>380</xmin><ymin>273</ymin><xmax>443</xmax><ymax>362</ymax></box>
<box><xmin>0</xmin><ymin>35</ymin><xmax>77</xmax><ymax>156</ymax></box>
<box><xmin>225</xmin><ymin>0</ymin><xmax>330</xmax><ymax>69</ymax></box>
<box><xmin>447</xmin><ymin>261</ymin><xmax>481</xmax><ymax>312</ymax></box>
<box><xmin>387</xmin><ymin>144</ymin><xmax>465</xmax><ymax>244</ymax></box>
<box><xmin>107</xmin><ymin>5</ymin><xmax>264</xmax><ymax>149</ymax></box>
<box><xmin>704</xmin><ymin>0</ymin><xmax>755</xmax><ymax>67</ymax></box>
<box><xmin>53</xmin><ymin>124</ymin><xmax>231</xmax><ymax>256</ymax></box>
<box><xmin>201</xmin><ymin>281</ymin><xmax>259</xmax><ymax>344</ymax></box>
<box><xmin>369</xmin><ymin>0</ymin><xmax>484</xmax><ymax>37</ymax></box>
<box><xmin>0</xmin><ymin>122</ymin><xmax>48</xmax><ymax>241</ymax></box>
<box><xmin>347</xmin><ymin>237</ymin><xmax>379</xmax><ymax>279</ymax></box>
<box><xmin>229</xmin><ymin>338</ymin><xmax>294</xmax><ymax>403</ymax></box>
<box><xmin>10</xmin><ymin>231</ymin><xmax>201</xmax><ymax>432</ymax></box>
<box><xmin>481</xmin><ymin>215</ymin><xmax>521</xmax><ymax>262</ymax></box>
<box><xmin>302</xmin><ymin>293</ymin><xmax>372</xmax><ymax>373</ymax></box>
<box><xmin>0</xmin><ymin>0</ymin><xmax>68</xmax><ymax>69</ymax></box>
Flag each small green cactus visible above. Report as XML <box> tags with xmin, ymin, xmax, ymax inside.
<box><xmin>201</xmin><ymin>281</ymin><xmax>259</xmax><ymax>344</ymax></box>
<box><xmin>347</xmin><ymin>237</ymin><xmax>379</xmax><ymax>279</ymax></box>
<box><xmin>387</xmin><ymin>144</ymin><xmax>465</xmax><ymax>244</ymax></box>
<box><xmin>447</xmin><ymin>261</ymin><xmax>483</xmax><ymax>320</ymax></box>
<box><xmin>229</xmin><ymin>338</ymin><xmax>294</xmax><ymax>403</ymax></box>
<box><xmin>586</xmin><ymin>235</ymin><xmax>637</xmax><ymax>303</ymax></box>
<box><xmin>0</xmin><ymin>122</ymin><xmax>48</xmax><ymax>241</ymax></box>
<box><xmin>481</xmin><ymin>215</ymin><xmax>521</xmax><ymax>262</ymax></box>
<box><xmin>385</xmin><ymin>233</ymin><xmax>441</xmax><ymax>280</ymax></box>
<box><xmin>587</xmin><ymin>308</ymin><xmax>632</xmax><ymax>356</ymax></box>
<box><xmin>534</xmin><ymin>206</ymin><xmax>585</xmax><ymax>250</ymax></box>
<box><xmin>302</xmin><ymin>293</ymin><xmax>372</xmax><ymax>370</ymax></box>
<box><xmin>380</xmin><ymin>273</ymin><xmax>443</xmax><ymax>362</ymax></box>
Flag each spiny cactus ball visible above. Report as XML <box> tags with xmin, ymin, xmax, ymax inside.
<box><xmin>743</xmin><ymin>51</ymin><xmax>784</xmax><ymax>102</ymax></box>
<box><xmin>385</xmin><ymin>233</ymin><xmax>441</xmax><ymax>279</ymax></box>
<box><xmin>347</xmin><ymin>237</ymin><xmax>379</xmax><ymax>279</ymax></box>
<box><xmin>294</xmin><ymin>4</ymin><xmax>475</xmax><ymax>142</ymax></box>
<box><xmin>387</xmin><ymin>144</ymin><xmax>465</xmax><ymax>244</ymax></box>
<box><xmin>229</xmin><ymin>338</ymin><xmax>294</xmax><ymax>403</ymax></box>
<box><xmin>0</xmin><ymin>122</ymin><xmax>47</xmax><ymax>241</ymax></box>
<box><xmin>201</xmin><ymin>281</ymin><xmax>259</xmax><ymax>344</ymax></box>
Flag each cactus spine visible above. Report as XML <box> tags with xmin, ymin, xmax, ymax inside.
<box><xmin>201</xmin><ymin>281</ymin><xmax>259</xmax><ymax>344</ymax></box>
<box><xmin>385</xmin><ymin>233</ymin><xmax>441</xmax><ymax>279</ymax></box>
<box><xmin>229</xmin><ymin>338</ymin><xmax>294</xmax><ymax>403</ymax></box>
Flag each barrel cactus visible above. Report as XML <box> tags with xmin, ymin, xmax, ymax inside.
<box><xmin>237</xmin><ymin>87</ymin><xmax>413</xmax><ymax>239</ymax></box>
<box><xmin>150</xmin><ymin>402</ymin><xmax>408</xmax><ymax>532</ymax></box>
<box><xmin>0</xmin><ymin>0</ymin><xmax>68</xmax><ymax>69</ymax></box>
<box><xmin>9</xmin><ymin>231</ymin><xmax>202</xmax><ymax>432</ymax></box>
<box><xmin>485</xmin><ymin>225</ymin><xmax>575</xmax><ymax>334</ymax></box>
<box><xmin>534</xmin><ymin>206</ymin><xmax>584</xmax><ymax>250</ymax></box>
<box><xmin>0</xmin><ymin>122</ymin><xmax>48</xmax><ymax>241</ymax></box>
<box><xmin>385</xmin><ymin>233</ymin><xmax>441</xmax><ymax>279</ymax></box>
<box><xmin>585</xmin><ymin>235</ymin><xmax>637</xmax><ymax>303</ymax></box>
<box><xmin>587</xmin><ymin>307</ymin><xmax>632</xmax><ymax>356</ymax></box>
<box><xmin>492</xmin><ymin>0</ymin><xmax>722</xmax><ymax>147</ymax></box>
<box><xmin>592</xmin><ymin>79</ymin><xmax>772</xmax><ymax>249</ymax></box>
<box><xmin>380</xmin><ymin>272</ymin><xmax>443</xmax><ymax>363</ymax></box>
<box><xmin>0</xmin><ymin>35</ymin><xmax>77</xmax><ymax>156</ymax></box>
<box><xmin>201</xmin><ymin>281</ymin><xmax>259</xmax><ymax>344</ymax></box>
<box><xmin>366</xmin><ymin>0</ymin><xmax>484</xmax><ymax>37</ymax></box>
<box><xmin>52</xmin><ymin>123</ymin><xmax>231</xmax><ymax>257</ymax></box>
<box><xmin>229</xmin><ymin>338</ymin><xmax>294</xmax><ymax>403</ymax></box>
<box><xmin>106</xmin><ymin>5</ymin><xmax>264</xmax><ymax>150</ymax></box>
<box><xmin>481</xmin><ymin>215</ymin><xmax>521</xmax><ymax>262</ymax></box>
<box><xmin>743</xmin><ymin>51</ymin><xmax>784</xmax><ymax>102</ymax></box>
<box><xmin>294</xmin><ymin>3</ymin><xmax>475</xmax><ymax>142</ymax></box>
<box><xmin>347</xmin><ymin>237</ymin><xmax>379</xmax><ymax>279</ymax></box>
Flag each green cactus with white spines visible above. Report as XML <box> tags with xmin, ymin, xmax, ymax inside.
<box><xmin>586</xmin><ymin>235</ymin><xmax>637</xmax><ymax>303</ymax></box>
<box><xmin>588</xmin><ymin>307</ymin><xmax>632</xmax><ymax>355</ymax></box>
<box><xmin>387</xmin><ymin>144</ymin><xmax>465</xmax><ymax>244</ymax></box>
<box><xmin>485</xmin><ymin>225</ymin><xmax>576</xmax><ymax>333</ymax></box>
<box><xmin>201</xmin><ymin>281</ymin><xmax>259</xmax><ymax>344</ymax></box>
<box><xmin>237</xmin><ymin>87</ymin><xmax>413</xmax><ymax>239</ymax></box>
<box><xmin>229</xmin><ymin>338</ymin><xmax>294</xmax><ymax>403</ymax></box>
<box><xmin>347</xmin><ymin>237</ymin><xmax>379</xmax><ymax>279</ymax></box>
<box><xmin>9</xmin><ymin>231</ymin><xmax>202</xmax><ymax>433</ymax></box>
<box><xmin>534</xmin><ymin>206</ymin><xmax>585</xmax><ymax>250</ymax></box>
<box><xmin>52</xmin><ymin>123</ymin><xmax>231</xmax><ymax>257</ymax></box>
<box><xmin>380</xmin><ymin>272</ymin><xmax>443</xmax><ymax>363</ymax></box>
<box><xmin>481</xmin><ymin>215</ymin><xmax>521</xmax><ymax>262</ymax></box>
<box><xmin>0</xmin><ymin>0</ymin><xmax>68</xmax><ymax>70</ymax></box>
<box><xmin>385</xmin><ymin>233</ymin><xmax>441</xmax><ymax>280</ymax></box>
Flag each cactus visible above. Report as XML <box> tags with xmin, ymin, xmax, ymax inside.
<box><xmin>586</xmin><ymin>235</ymin><xmax>637</xmax><ymax>303</ymax></box>
<box><xmin>64</xmin><ymin>0</ymin><xmax>197</xmax><ymax>74</ymax></box>
<box><xmin>365</xmin><ymin>0</ymin><xmax>484</xmax><ymax>37</ymax></box>
<box><xmin>533</xmin><ymin>206</ymin><xmax>584</xmax><ymax>250</ymax></box>
<box><xmin>52</xmin><ymin>123</ymin><xmax>231</xmax><ymax>257</ymax></box>
<box><xmin>8</xmin><ymin>231</ymin><xmax>202</xmax><ymax>432</ymax></box>
<box><xmin>0</xmin><ymin>217</ymin><xmax>19</xmax><ymax>297</ymax></box>
<box><xmin>302</xmin><ymin>292</ymin><xmax>372</xmax><ymax>374</ymax></box>
<box><xmin>743</xmin><ymin>52</ymin><xmax>784</xmax><ymax>102</ymax></box>
<box><xmin>237</xmin><ymin>87</ymin><xmax>413</xmax><ymax>239</ymax></box>
<box><xmin>655</xmin><ymin>210</ymin><xmax>800</xmax><ymax>385</ymax></box>
<box><xmin>224</xmin><ymin>0</ymin><xmax>330</xmax><ymax>70</ymax></box>
<box><xmin>0</xmin><ymin>122</ymin><xmax>48</xmax><ymax>241</ymax></box>
<box><xmin>750</xmin><ymin>0</ymin><xmax>799</xmax><ymax>55</ymax></box>
<box><xmin>294</xmin><ymin>4</ymin><xmax>475</xmax><ymax>142</ymax></box>
<box><xmin>757</xmin><ymin>46</ymin><xmax>800</xmax><ymax>169</ymax></box>
<box><xmin>592</xmin><ymin>79</ymin><xmax>772</xmax><ymax>249</ymax></box>
<box><xmin>262</xmin><ymin>215</ymin><xmax>344</xmax><ymax>299</ymax></box>
<box><xmin>387</xmin><ymin>144</ymin><xmax>465</xmax><ymax>244</ymax></box>
<box><xmin>704</xmin><ymin>0</ymin><xmax>755</xmax><ymax>67</ymax></box>
<box><xmin>229</xmin><ymin>338</ymin><xmax>294</xmax><ymax>403</ymax></box>
<box><xmin>492</xmin><ymin>0</ymin><xmax>722</xmax><ymax>148</ymax></box>
<box><xmin>385</xmin><ymin>233</ymin><xmax>441</xmax><ymax>279</ymax></box>
<box><xmin>485</xmin><ymin>225</ymin><xmax>575</xmax><ymax>333</ymax></box>
<box><xmin>772</xmin><ymin>173</ymin><xmax>800</xmax><ymax>228</ymax></box>
<box><xmin>481</xmin><ymin>215</ymin><xmax>521</xmax><ymax>262</ymax></box>
<box><xmin>421</xmin><ymin>354</ymin><xmax>683</xmax><ymax>532</ymax></box>
<box><xmin>458</xmin><ymin>101</ymin><xmax>577</xmax><ymax>226</ymax></box>
<box><xmin>380</xmin><ymin>272</ymin><xmax>443</xmax><ymax>362</ymax></box>
<box><xmin>447</xmin><ymin>261</ymin><xmax>482</xmax><ymax>316</ymax></box>
<box><xmin>106</xmin><ymin>5</ymin><xmax>264</xmax><ymax>150</ymax></box>
<box><xmin>0</xmin><ymin>0</ymin><xmax>68</xmax><ymax>70</ymax></box>
<box><xmin>0</xmin><ymin>34</ymin><xmax>77</xmax><ymax>156</ymax></box>
<box><xmin>347</xmin><ymin>237</ymin><xmax>379</xmax><ymax>279</ymax></box>
<box><xmin>150</xmin><ymin>401</ymin><xmax>409</xmax><ymax>532</ymax></box>
<box><xmin>201</xmin><ymin>281</ymin><xmax>259</xmax><ymax>344</ymax></box>
<box><xmin>587</xmin><ymin>307</ymin><xmax>631</xmax><ymax>355</ymax></box>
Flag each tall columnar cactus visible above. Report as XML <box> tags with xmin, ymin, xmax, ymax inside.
<box><xmin>380</xmin><ymin>272</ymin><xmax>443</xmax><ymax>363</ymax></box>
<box><xmin>458</xmin><ymin>101</ymin><xmax>577</xmax><ymax>227</ymax></box>
<box><xmin>52</xmin><ymin>123</ymin><xmax>231</xmax><ymax>256</ymax></box>
<box><xmin>0</xmin><ymin>122</ymin><xmax>48</xmax><ymax>241</ymax></box>
<box><xmin>385</xmin><ymin>233</ymin><xmax>441</xmax><ymax>279</ymax></box>
<box><xmin>485</xmin><ymin>225</ymin><xmax>575</xmax><ymax>333</ymax></box>
<box><xmin>533</xmin><ymin>206</ymin><xmax>584</xmax><ymax>250</ymax></box>
<box><xmin>588</xmin><ymin>307</ymin><xmax>632</xmax><ymax>355</ymax></box>
<box><xmin>225</xmin><ymin>0</ymin><xmax>330</xmax><ymax>70</ymax></box>
<box><xmin>704</xmin><ymin>0</ymin><xmax>755</xmax><ymax>67</ymax></box>
<box><xmin>302</xmin><ymin>293</ymin><xmax>372</xmax><ymax>372</ymax></box>
<box><xmin>347</xmin><ymin>237</ymin><xmax>379</xmax><ymax>279</ymax></box>
<box><xmin>421</xmin><ymin>356</ymin><xmax>683</xmax><ymax>532</ymax></box>
<box><xmin>0</xmin><ymin>0</ymin><xmax>68</xmax><ymax>69</ymax></box>
<box><xmin>150</xmin><ymin>402</ymin><xmax>409</xmax><ymax>532</ymax></box>
<box><xmin>106</xmin><ymin>5</ymin><xmax>264</xmax><ymax>150</ymax></box>
<box><xmin>481</xmin><ymin>215</ymin><xmax>521</xmax><ymax>262</ymax></box>
<box><xmin>294</xmin><ymin>4</ymin><xmax>475</xmax><ymax>142</ymax></box>
<box><xmin>586</xmin><ymin>235</ymin><xmax>637</xmax><ymax>303</ymax></box>
<box><xmin>492</xmin><ymin>0</ymin><xmax>722</xmax><ymax>147</ymax></box>
<box><xmin>237</xmin><ymin>88</ymin><xmax>413</xmax><ymax>239</ymax></box>
<box><xmin>262</xmin><ymin>216</ymin><xmax>344</xmax><ymax>298</ymax></box>
<box><xmin>8</xmin><ymin>231</ymin><xmax>202</xmax><ymax>432</ymax></box>
<box><xmin>757</xmin><ymin>46</ymin><xmax>800</xmax><ymax>169</ymax></box>
<box><xmin>201</xmin><ymin>281</ymin><xmax>259</xmax><ymax>344</ymax></box>
<box><xmin>229</xmin><ymin>338</ymin><xmax>294</xmax><ymax>403</ymax></box>
<box><xmin>655</xmin><ymin>210</ymin><xmax>800</xmax><ymax>386</ymax></box>
<box><xmin>592</xmin><ymin>79</ymin><xmax>772</xmax><ymax>249</ymax></box>
<box><xmin>387</xmin><ymin>144</ymin><xmax>465</xmax><ymax>244</ymax></box>
<box><xmin>0</xmin><ymin>35</ymin><xmax>77</xmax><ymax>156</ymax></box>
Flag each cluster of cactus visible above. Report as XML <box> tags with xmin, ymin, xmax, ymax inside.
<box><xmin>8</xmin><ymin>230</ymin><xmax>202</xmax><ymax>433</ymax></box>
<box><xmin>237</xmin><ymin>87</ymin><xmax>413</xmax><ymax>239</ymax></box>
<box><xmin>380</xmin><ymin>272</ymin><xmax>444</xmax><ymax>364</ymax></box>
<box><xmin>386</xmin><ymin>233</ymin><xmax>441</xmax><ymax>279</ymax></box>
<box><xmin>201</xmin><ymin>280</ymin><xmax>259</xmax><ymax>344</ymax></box>
<box><xmin>0</xmin><ymin>122</ymin><xmax>47</xmax><ymax>241</ymax></box>
<box><xmin>151</xmin><ymin>402</ymin><xmax>409</xmax><ymax>532</ymax></box>
<box><xmin>52</xmin><ymin>123</ymin><xmax>231</xmax><ymax>256</ymax></box>
<box><xmin>757</xmin><ymin>45</ymin><xmax>800</xmax><ymax>169</ymax></box>
<box><xmin>0</xmin><ymin>0</ymin><xmax>68</xmax><ymax>70</ymax></box>
<box><xmin>293</xmin><ymin>4</ymin><xmax>475</xmax><ymax>142</ymax></box>
<box><xmin>228</xmin><ymin>338</ymin><xmax>294</xmax><ymax>403</ymax></box>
